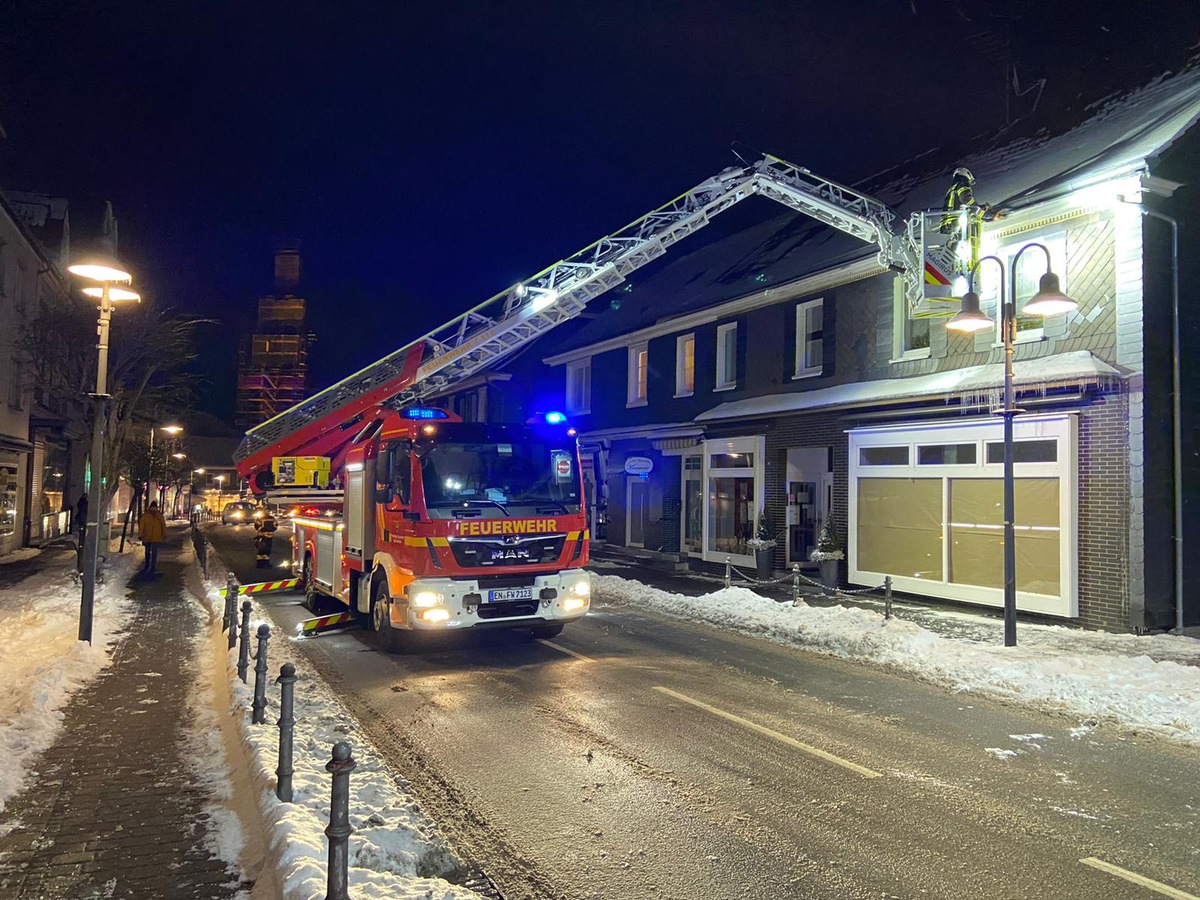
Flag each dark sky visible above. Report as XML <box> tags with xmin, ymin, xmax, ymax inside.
<box><xmin>2</xmin><ymin>1</ymin><xmax>1196</xmax><ymax>421</ymax></box>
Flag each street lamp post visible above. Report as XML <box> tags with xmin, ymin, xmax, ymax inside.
<box><xmin>71</xmin><ymin>258</ymin><xmax>140</xmax><ymax>644</ymax></box>
<box><xmin>946</xmin><ymin>242</ymin><xmax>1077</xmax><ymax>647</ymax></box>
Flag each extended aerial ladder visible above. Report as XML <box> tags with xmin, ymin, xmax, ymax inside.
<box><xmin>234</xmin><ymin>150</ymin><xmax>970</xmax><ymax>483</ymax></box>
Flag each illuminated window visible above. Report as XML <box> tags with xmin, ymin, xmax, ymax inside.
<box><xmin>627</xmin><ymin>342</ymin><xmax>648</xmax><ymax>406</ymax></box>
<box><xmin>982</xmin><ymin>233</ymin><xmax>1068</xmax><ymax>338</ymax></box>
<box><xmin>675</xmin><ymin>334</ymin><xmax>695</xmax><ymax>397</ymax></box>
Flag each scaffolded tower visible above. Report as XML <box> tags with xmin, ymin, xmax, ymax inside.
<box><xmin>235</xmin><ymin>248</ymin><xmax>312</xmax><ymax>428</ymax></box>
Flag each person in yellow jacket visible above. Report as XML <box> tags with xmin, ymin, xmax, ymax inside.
<box><xmin>138</xmin><ymin>501</ymin><xmax>167</xmax><ymax>575</ymax></box>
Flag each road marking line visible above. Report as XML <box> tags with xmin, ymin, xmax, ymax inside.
<box><xmin>1079</xmin><ymin>858</ymin><xmax>1199</xmax><ymax>899</ymax></box>
<box><xmin>652</xmin><ymin>686</ymin><xmax>882</xmax><ymax>779</ymax></box>
<box><xmin>539</xmin><ymin>640</ymin><xmax>596</xmax><ymax>662</ymax></box>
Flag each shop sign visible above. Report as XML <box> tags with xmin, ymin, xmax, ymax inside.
<box><xmin>624</xmin><ymin>456</ymin><xmax>654</xmax><ymax>476</ymax></box>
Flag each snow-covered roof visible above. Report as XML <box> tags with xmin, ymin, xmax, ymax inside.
<box><xmin>551</xmin><ymin>63</ymin><xmax>1200</xmax><ymax>357</ymax></box>
<box><xmin>695</xmin><ymin>351</ymin><xmax>1122</xmax><ymax>422</ymax></box>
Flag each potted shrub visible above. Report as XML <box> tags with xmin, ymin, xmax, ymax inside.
<box><xmin>810</xmin><ymin>518</ymin><xmax>844</xmax><ymax>595</ymax></box>
<box><xmin>747</xmin><ymin>512</ymin><xmax>776</xmax><ymax>580</ymax></box>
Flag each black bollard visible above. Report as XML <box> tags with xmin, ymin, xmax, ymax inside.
<box><xmin>252</xmin><ymin>624</ymin><xmax>271</xmax><ymax>724</ymax></box>
<box><xmin>324</xmin><ymin>741</ymin><xmax>357</xmax><ymax>900</ymax></box>
<box><xmin>224</xmin><ymin>574</ymin><xmax>238</xmax><ymax>639</ymax></box>
<box><xmin>276</xmin><ymin>663</ymin><xmax>297</xmax><ymax>802</ymax></box>
<box><xmin>237</xmin><ymin>601</ymin><xmax>252</xmax><ymax>683</ymax></box>
<box><xmin>884</xmin><ymin>575</ymin><xmax>893</xmax><ymax>621</ymax></box>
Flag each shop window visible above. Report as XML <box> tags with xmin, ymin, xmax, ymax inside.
<box><xmin>682</xmin><ymin>454</ymin><xmax>702</xmax><ymax>554</ymax></box>
<box><xmin>985</xmin><ymin>439</ymin><xmax>1057</xmax><ymax>464</ymax></box>
<box><xmin>627</xmin><ymin>342</ymin><xmax>648</xmax><ymax>406</ymax></box>
<box><xmin>857</xmin><ymin>478</ymin><xmax>944</xmax><ymax>580</ymax></box>
<box><xmin>918</xmin><ymin>443</ymin><xmax>976</xmax><ymax>465</ymax></box>
<box><xmin>0</xmin><ymin>465</ymin><xmax>17</xmax><ymax>537</ymax></box>
<box><xmin>794</xmin><ymin>299</ymin><xmax>824</xmax><ymax>377</ymax></box>
<box><xmin>675</xmin><ymin>334</ymin><xmax>695</xmax><ymax>397</ymax></box>
<box><xmin>707</xmin><ymin>475</ymin><xmax>755</xmax><ymax>556</ymax></box>
<box><xmin>566</xmin><ymin>358</ymin><xmax>591</xmax><ymax>414</ymax></box>
<box><xmin>948</xmin><ymin>478</ymin><xmax>1060</xmax><ymax>594</ymax></box>
<box><xmin>715</xmin><ymin>323</ymin><xmax>737</xmax><ymax>390</ymax></box>
<box><xmin>859</xmin><ymin>446</ymin><xmax>908</xmax><ymax>466</ymax></box>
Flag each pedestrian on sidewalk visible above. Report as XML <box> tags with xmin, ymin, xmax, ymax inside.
<box><xmin>138</xmin><ymin>501</ymin><xmax>167</xmax><ymax>575</ymax></box>
<box><xmin>75</xmin><ymin>492</ymin><xmax>88</xmax><ymax>541</ymax></box>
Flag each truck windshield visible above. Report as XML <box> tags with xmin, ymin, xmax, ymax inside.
<box><xmin>419</xmin><ymin>439</ymin><xmax>580</xmax><ymax>508</ymax></box>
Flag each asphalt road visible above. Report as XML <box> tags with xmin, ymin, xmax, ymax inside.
<box><xmin>207</xmin><ymin>523</ymin><xmax>1200</xmax><ymax>900</ymax></box>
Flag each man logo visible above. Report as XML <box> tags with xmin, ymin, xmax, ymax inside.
<box><xmin>490</xmin><ymin>548</ymin><xmax>532</xmax><ymax>561</ymax></box>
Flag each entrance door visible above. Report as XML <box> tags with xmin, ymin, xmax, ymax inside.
<box><xmin>786</xmin><ymin>447</ymin><xmax>831</xmax><ymax>566</ymax></box>
<box><xmin>627</xmin><ymin>478</ymin><xmax>648</xmax><ymax>548</ymax></box>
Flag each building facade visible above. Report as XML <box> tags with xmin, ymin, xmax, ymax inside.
<box><xmin>537</xmin><ymin>69</ymin><xmax>1200</xmax><ymax>633</ymax></box>
<box><xmin>0</xmin><ymin>190</ymin><xmax>80</xmax><ymax>555</ymax></box>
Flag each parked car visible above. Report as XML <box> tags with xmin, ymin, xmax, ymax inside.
<box><xmin>221</xmin><ymin>501</ymin><xmax>259</xmax><ymax>525</ymax></box>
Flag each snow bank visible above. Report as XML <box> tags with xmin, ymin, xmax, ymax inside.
<box><xmin>0</xmin><ymin>550</ymin><xmax>140</xmax><ymax>812</ymax></box>
<box><xmin>195</xmin><ymin>573</ymin><xmax>481</xmax><ymax>900</ymax></box>
<box><xmin>595</xmin><ymin>574</ymin><xmax>1200</xmax><ymax>745</ymax></box>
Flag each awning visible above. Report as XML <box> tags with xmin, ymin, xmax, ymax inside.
<box><xmin>696</xmin><ymin>350</ymin><xmax>1123</xmax><ymax>423</ymax></box>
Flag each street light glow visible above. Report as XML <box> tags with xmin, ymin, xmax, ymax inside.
<box><xmin>82</xmin><ymin>285</ymin><xmax>141</xmax><ymax>302</ymax></box>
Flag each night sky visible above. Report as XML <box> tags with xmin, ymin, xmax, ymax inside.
<box><xmin>2</xmin><ymin>1</ymin><xmax>1196</xmax><ymax>422</ymax></box>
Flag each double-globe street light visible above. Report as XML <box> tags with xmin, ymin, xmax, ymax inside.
<box><xmin>68</xmin><ymin>253</ymin><xmax>140</xmax><ymax>644</ymax></box>
<box><xmin>945</xmin><ymin>242</ymin><xmax>1077</xmax><ymax>647</ymax></box>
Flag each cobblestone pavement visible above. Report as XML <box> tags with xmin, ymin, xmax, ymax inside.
<box><xmin>0</xmin><ymin>534</ymin><xmax>245</xmax><ymax>899</ymax></box>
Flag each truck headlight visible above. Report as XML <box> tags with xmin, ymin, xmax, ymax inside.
<box><xmin>412</xmin><ymin>590</ymin><xmax>441</xmax><ymax>608</ymax></box>
<box><xmin>571</xmin><ymin>580</ymin><xmax>590</xmax><ymax>597</ymax></box>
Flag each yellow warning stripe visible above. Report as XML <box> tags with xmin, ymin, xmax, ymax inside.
<box><xmin>300</xmin><ymin>611</ymin><xmax>355</xmax><ymax>633</ymax></box>
<box><xmin>219</xmin><ymin>577</ymin><xmax>300</xmax><ymax>597</ymax></box>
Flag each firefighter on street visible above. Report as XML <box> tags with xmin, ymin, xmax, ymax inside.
<box><xmin>254</xmin><ymin>508</ymin><xmax>278</xmax><ymax>568</ymax></box>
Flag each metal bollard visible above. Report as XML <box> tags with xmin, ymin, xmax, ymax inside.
<box><xmin>252</xmin><ymin>624</ymin><xmax>271</xmax><ymax>724</ymax></box>
<box><xmin>237</xmin><ymin>601</ymin><xmax>252</xmax><ymax>683</ymax></box>
<box><xmin>323</xmin><ymin>741</ymin><xmax>357</xmax><ymax>900</ymax></box>
<box><xmin>224</xmin><ymin>574</ymin><xmax>238</xmax><ymax>637</ymax></box>
<box><xmin>724</xmin><ymin>556</ymin><xmax>731</xmax><ymax>589</ymax></box>
<box><xmin>276</xmin><ymin>663</ymin><xmax>297</xmax><ymax>802</ymax></box>
<box><xmin>884</xmin><ymin>575</ymin><xmax>893</xmax><ymax>621</ymax></box>
<box><xmin>792</xmin><ymin>563</ymin><xmax>801</xmax><ymax>607</ymax></box>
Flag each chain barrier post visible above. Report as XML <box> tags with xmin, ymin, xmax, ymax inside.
<box><xmin>884</xmin><ymin>576</ymin><xmax>893</xmax><ymax>621</ymax></box>
<box><xmin>276</xmin><ymin>663</ymin><xmax>297</xmax><ymax>802</ymax></box>
<box><xmin>724</xmin><ymin>556</ymin><xmax>731</xmax><ymax>589</ymax></box>
<box><xmin>224</xmin><ymin>573</ymin><xmax>238</xmax><ymax>637</ymax></box>
<box><xmin>792</xmin><ymin>564</ymin><xmax>801</xmax><ymax>606</ymax></box>
<box><xmin>323</xmin><ymin>741</ymin><xmax>357</xmax><ymax>900</ymax></box>
<box><xmin>252</xmin><ymin>624</ymin><xmax>271</xmax><ymax>724</ymax></box>
<box><xmin>237</xmin><ymin>600</ymin><xmax>252</xmax><ymax>683</ymax></box>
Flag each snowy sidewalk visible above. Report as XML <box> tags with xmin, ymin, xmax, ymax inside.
<box><xmin>0</xmin><ymin>530</ymin><xmax>245</xmax><ymax>899</ymax></box>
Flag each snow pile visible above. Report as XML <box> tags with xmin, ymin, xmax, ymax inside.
<box><xmin>197</xmin><ymin>578</ymin><xmax>480</xmax><ymax>900</ymax></box>
<box><xmin>595</xmin><ymin>574</ymin><xmax>1200</xmax><ymax>745</ymax></box>
<box><xmin>0</xmin><ymin>550</ymin><xmax>140</xmax><ymax>812</ymax></box>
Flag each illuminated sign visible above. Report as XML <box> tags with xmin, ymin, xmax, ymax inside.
<box><xmin>455</xmin><ymin>518</ymin><xmax>560</xmax><ymax>537</ymax></box>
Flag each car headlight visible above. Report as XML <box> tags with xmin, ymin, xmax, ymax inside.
<box><xmin>412</xmin><ymin>590</ymin><xmax>441</xmax><ymax>608</ymax></box>
<box><xmin>571</xmin><ymin>580</ymin><xmax>590</xmax><ymax>597</ymax></box>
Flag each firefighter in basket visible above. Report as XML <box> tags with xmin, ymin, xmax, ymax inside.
<box><xmin>253</xmin><ymin>508</ymin><xmax>278</xmax><ymax>568</ymax></box>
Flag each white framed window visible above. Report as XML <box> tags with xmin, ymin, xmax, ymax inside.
<box><xmin>891</xmin><ymin>276</ymin><xmax>931</xmax><ymax>361</ymax></box>
<box><xmin>675</xmin><ymin>333</ymin><xmax>695</xmax><ymax>397</ymax></box>
<box><xmin>715</xmin><ymin>322</ymin><xmax>737</xmax><ymax>390</ymax></box>
<box><xmin>848</xmin><ymin>415</ymin><xmax>1077</xmax><ymax>618</ymax></box>
<box><xmin>566</xmin><ymin>358</ymin><xmax>591</xmax><ymax>414</ymax></box>
<box><xmin>701</xmin><ymin>435</ymin><xmax>765</xmax><ymax>565</ymax></box>
<box><xmin>794</xmin><ymin>298</ymin><xmax>824</xmax><ymax>378</ymax></box>
<box><xmin>627</xmin><ymin>342</ymin><xmax>648</xmax><ymax>406</ymax></box>
<box><xmin>984</xmin><ymin>232</ymin><xmax>1068</xmax><ymax>341</ymax></box>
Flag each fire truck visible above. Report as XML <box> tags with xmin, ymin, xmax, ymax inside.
<box><xmin>233</xmin><ymin>150</ymin><xmax>975</xmax><ymax>651</ymax></box>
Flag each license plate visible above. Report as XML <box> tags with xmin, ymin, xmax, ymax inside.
<box><xmin>487</xmin><ymin>587</ymin><xmax>534</xmax><ymax>603</ymax></box>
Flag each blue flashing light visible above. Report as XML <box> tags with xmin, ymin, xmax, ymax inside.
<box><xmin>544</xmin><ymin>411</ymin><xmax>568</xmax><ymax>425</ymax></box>
<box><xmin>402</xmin><ymin>407</ymin><xmax>449</xmax><ymax>420</ymax></box>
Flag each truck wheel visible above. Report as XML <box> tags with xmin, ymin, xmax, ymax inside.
<box><xmin>371</xmin><ymin>579</ymin><xmax>406</xmax><ymax>654</ymax></box>
<box><xmin>531</xmin><ymin>623</ymin><xmax>564</xmax><ymax>639</ymax></box>
<box><xmin>301</xmin><ymin>555</ymin><xmax>319</xmax><ymax>612</ymax></box>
